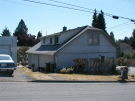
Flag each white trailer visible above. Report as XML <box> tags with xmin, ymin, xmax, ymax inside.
<box><xmin>0</xmin><ymin>37</ymin><xmax>17</xmax><ymax>64</ymax></box>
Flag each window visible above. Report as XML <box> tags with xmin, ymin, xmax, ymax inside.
<box><xmin>0</xmin><ymin>55</ymin><xmax>11</xmax><ymax>60</ymax></box>
<box><xmin>88</xmin><ymin>33</ymin><xmax>99</xmax><ymax>45</ymax></box>
<box><xmin>55</xmin><ymin>36</ymin><xmax>59</xmax><ymax>44</ymax></box>
<box><xmin>50</xmin><ymin>38</ymin><xmax>52</xmax><ymax>44</ymax></box>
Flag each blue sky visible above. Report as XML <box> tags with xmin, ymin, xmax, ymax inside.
<box><xmin>0</xmin><ymin>0</ymin><xmax>134</xmax><ymax>39</ymax></box>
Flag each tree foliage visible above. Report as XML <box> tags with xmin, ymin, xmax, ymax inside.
<box><xmin>37</xmin><ymin>31</ymin><xmax>42</xmax><ymax>39</ymax></box>
<box><xmin>131</xmin><ymin>29</ymin><xmax>135</xmax><ymax>49</ymax></box>
<box><xmin>92</xmin><ymin>10</ymin><xmax>106</xmax><ymax>31</ymax></box>
<box><xmin>110</xmin><ymin>32</ymin><xmax>115</xmax><ymax>42</ymax></box>
<box><xmin>17</xmin><ymin>46</ymin><xmax>29</xmax><ymax>65</ymax></box>
<box><xmin>92</xmin><ymin>9</ymin><xmax>98</xmax><ymax>28</ymax></box>
<box><xmin>1</xmin><ymin>27</ymin><xmax>11</xmax><ymax>36</ymax></box>
<box><xmin>14</xmin><ymin>19</ymin><xmax>28</xmax><ymax>46</ymax></box>
<box><xmin>36</xmin><ymin>31</ymin><xmax>42</xmax><ymax>43</ymax></box>
<box><xmin>13</xmin><ymin>19</ymin><xmax>37</xmax><ymax>46</ymax></box>
<box><xmin>118</xmin><ymin>29</ymin><xmax>135</xmax><ymax>49</ymax></box>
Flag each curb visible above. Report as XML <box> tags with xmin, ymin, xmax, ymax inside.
<box><xmin>30</xmin><ymin>80</ymin><xmax>135</xmax><ymax>83</ymax></box>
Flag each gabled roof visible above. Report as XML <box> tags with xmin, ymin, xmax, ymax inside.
<box><xmin>40</xmin><ymin>25</ymin><xmax>88</xmax><ymax>39</ymax></box>
<box><xmin>27</xmin><ymin>25</ymin><xmax>117</xmax><ymax>55</ymax></box>
<box><xmin>119</xmin><ymin>42</ymin><xmax>133</xmax><ymax>49</ymax></box>
<box><xmin>27</xmin><ymin>26</ymin><xmax>88</xmax><ymax>55</ymax></box>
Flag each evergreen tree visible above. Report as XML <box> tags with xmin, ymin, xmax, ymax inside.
<box><xmin>110</xmin><ymin>32</ymin><xmax>115</xmax><ymax>42</ymax></box>
<box><xmin>36</xmin><ymin>31</ymin><xmax>42</xmax><ymax>43</ymax></box>
<box><xmin>1</xmin><ymin>27</ymin><xmax>11</xmax><ymax>36</ymax></box>
<box><xmin>131</xmin><ymin>29</ymin><xmax>135</xmax><ymax>49</ymax></box>
<box><xmin>14</xmin><ymin>19</ymin><xmax>28</xmax><ymax>46</ymax></box>
<box><xmin>123</xmin><ymin>37</ymin><xmax>130</xmax><ymax>44</ymax></box>
<box><xmin>37</xmin><ymin>31</ymin><xmax>42</xmax><ymax>39</ymax></box>
<box><xmin>96</xmin><ymin>10</ymin><xmax>106</xmax><ymax>31</ymax></box>
<box><xmin>92</xmin><ymin>9</ymin><xmax>98</xmax><ymax>27</ymax></box>
<box><xmin>132</xmin><ymin>29</ymin><xmax>135</xmax><ymax>39</ymax></box>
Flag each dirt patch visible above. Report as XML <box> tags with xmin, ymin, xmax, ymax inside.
<box><xmin>49</xmin><ymin>73</ymin><xmax>120</xmax><ymax>81</ymax></box>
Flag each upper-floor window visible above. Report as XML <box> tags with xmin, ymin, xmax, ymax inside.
<box><xmin>50</xmin><ymin>38</ymin><xmax>52</xmax><ymax>44</ymax></box>
<box><xmin>88</xmin><ymin>33</ymin><xmax>99</xmax><ymax>45</ymax></box>
<box><xmin>55</xmin><ymin>36</ymin><xmax>59</xmax><ymax>44</ymax></box>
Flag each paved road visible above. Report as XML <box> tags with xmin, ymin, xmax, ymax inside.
<box><xmin>0</xmin><ymin>68</ymin><xmax>33</xmax><ymax>82</ymax></box>
<box><xmin>0</xmin><ymin>82</ymin><xmax>135</xmax><ymax>101</ymax></box>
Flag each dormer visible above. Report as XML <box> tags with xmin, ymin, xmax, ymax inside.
<box><xmin>41</xmin><ymin>26</ymin><xmax>87</xmax><ymax>46</ymax></box>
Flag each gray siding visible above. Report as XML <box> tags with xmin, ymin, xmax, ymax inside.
<box><xmin>56</xmin><ymin>30</ymin><xmax>116</xmax><ymax>69</ymax></box>
<box><xmin>28</xmin><ymin>54</ymin><xmax>54</xmax><ymax>69</ymax></box>
<box><xmin>0</xmin><ymin>37</ymin><xmax>17</xmax><ymax>64</ymax></box>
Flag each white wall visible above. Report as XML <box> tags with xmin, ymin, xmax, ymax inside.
<box><xmin>39</xmin><ymin>54</ymin><xmax>54</xmax><ymax>67</ymax></box>
<box><xmin>28</xmin><ymin>54</ymin><xmax>54</xmax><ymax>69</ymax></box>
<box><xmin>55</xmin><ymin>29</ymin><xmax>116</xmax><ymax>69</ymax></box>
<box><xmin>0</xmin><ymin>37</ymin><xmax>17</xmax><ymax>64</ymax></box>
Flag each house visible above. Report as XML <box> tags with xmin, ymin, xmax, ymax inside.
<box><xmin>27</xmin><ymin>26</ymin><xmax>117</xmax><ymax>71</ymax></box>
<box><xmin>0</xmin><ymin>36</ymin><xmax>17</xmax><ymax>64</ymax></box>
<box><xmin>119</xmin><ymin>42</ymin><xmax>133</xmax><ymax>55</ymax></box>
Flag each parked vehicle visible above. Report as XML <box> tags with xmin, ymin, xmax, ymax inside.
<box><xmin>0</xmin><ymin>54</ymin><xmax>16</xmax><ymax>75</ymax></box>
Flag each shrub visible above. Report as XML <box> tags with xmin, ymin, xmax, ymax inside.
<box><xmin>59</xmin><ymin>67</ymin><xmax>74</xmax><ymax>74</ymax></box>
<box><xmin>60</xmin><ymin>68</ymin><xmax>67</xmax><ymax>74</ymax></box>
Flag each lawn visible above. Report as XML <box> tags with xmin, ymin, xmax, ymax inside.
<box><xmin>20</xmin><ymin>67</ymin><xmax>135</xmax><ymax>81</ymax></box>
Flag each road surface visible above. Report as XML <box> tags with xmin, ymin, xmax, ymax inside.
<box><xmin>0</xmin><ymin>68</ymin><xmax>33</xmax><ymax>82</ymax></box>
<box><xmin>0</xmin><ymin>82</ymin><xmax>135</xmax><ymax>101</ymax></box>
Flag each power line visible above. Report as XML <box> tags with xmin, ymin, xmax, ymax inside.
<box><xmin>46</xmin><ymin>0</ymin><xmax>93</xmax><ymax>11</ymax></box>
<box><xmin>23</xmin><ymin>0</ymin><xmax>93</xmax><ymax>13</ymax></box>
<box><xmin>23</xmin><ymin>0</ymin><xmax>135</xmax><ymax>23</ymax></box>
<box><xmin>46</xmin><ymin>0</ymin><xmax>135</xmax><ymax>23</ymax></box>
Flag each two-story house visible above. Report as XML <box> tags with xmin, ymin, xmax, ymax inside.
<box><xmin>27</xmin><ymin>26</ymin><xmax>117</xmax><ymax>71</ymax></box>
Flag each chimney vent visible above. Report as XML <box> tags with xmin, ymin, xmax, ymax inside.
<box><xmin>63</xmin><ymin>26</ymin><xmax>67</xmax><ymax>32</ymax></box>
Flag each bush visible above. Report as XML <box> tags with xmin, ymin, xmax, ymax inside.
<box><xmin>60</xmin><ymin>68</ymin><xmax>67</xmax><ymax>74</ymax></box>
<box><xmin>59</xmin><ymin>67</ymin><xmax>74</xmax><ymax>74</ymax></box>
<box><xmin>17</xmin><ymin>46</ymin><xmax>29</xmax><ymax>65</ymax></box>
<box><xmin>74</xmin><ymin>64</ymin><xmax>85</xmax><ymax>73</ymax></box>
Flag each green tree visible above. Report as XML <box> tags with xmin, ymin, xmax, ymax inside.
<box><xmin>131</xmin><ymin>29</ymin><xmax>135</xmax><ymax>49</ymax></box>
<box><xmin>37</xmin><ymin>31</ymin><xmax>42</xmax><ymax>39</ymax></box>
<box><xmin>110</xmin><ymin>32</ymin><xmax>115</xmax><ymax>42</ymax></box>
<box><xmin>17</xmin><ymin>46</ymin><xmax>29</xmax><ymax>65</ymax></box>
<box><xmin>13</xmin><ymin>19</ymin><xmax>28</xmax><ymax>46</ymax></box>
<box><xmin>92</xmin><ymin>9</ymin><xmax>98</xmax><ymax>27</ymax></box>
<box><xmin>36</xmin><ymin>31</ymin><xmax>42</xmax><ymax>43</ymax></box>
<box><xmin>96</xmin><ymin>10</ymin><xmax>106</xmax><ymax>31</ymax></box>
<box><xmin>1</xmin><ymin>27</ymin><xmax>11</xmax><ymax>36</ymax></box>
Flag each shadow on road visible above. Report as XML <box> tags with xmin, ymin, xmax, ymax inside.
<box><xmin>0</xmin><ymin>72</ymin><xmax>13</xmax><ymax>77</ymax></box>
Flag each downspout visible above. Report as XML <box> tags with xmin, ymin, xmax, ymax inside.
<box><xmin>53</xmin><ymin>52</ymin><xmax>56</xmax><ymax>72</ymax></box>
<box><xmin>38</xmin><ymin>54</ymin><xmax>40</xmax><ymax>68</ymax></box>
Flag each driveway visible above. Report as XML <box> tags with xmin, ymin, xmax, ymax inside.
<box><xmin>0</xmin><ymin>67</ymin><xmax>33</xmax><ymax>82</ymax></box>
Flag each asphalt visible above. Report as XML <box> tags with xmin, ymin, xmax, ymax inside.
<box><xmin>0</xmin><ymin>82</ymin><xmax>135</xmax><ymax>101</ymax></box>
<box><xmin>0</xmin><ymin>68</ymin><xmax>33</xmax><ymax>82</ymax></box>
